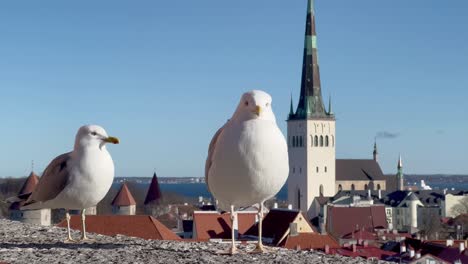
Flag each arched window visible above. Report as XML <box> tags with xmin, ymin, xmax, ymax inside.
<box><xmin>338</xmin><ymin>184</ymin><xmax>343</xmax><ymax>191</ymax></box>
<box><xmin>299</xmin><ymin>167</ymin><xmax>302</xmax><ymax>174</ymax></box>
<box><xmin>314</xmin><ymin>136</ymin><xmax>318</xmax><ymax>147</ymax></box>
<box><xmin>332</xmin><ymin>135</ymin><xmax>335</xmax><ymax>147</ymax></box>
<box><xmin>377</xmin><ymin>184</ymin><xmax>381</xmax><ymax>190</ymax></box>
<box><xmin>311</xmin><ymin>135</ymin><xmax>314</xmax><ymax>147</ymax></box>
<box><xmin>320</xmin><ymin>136</ymin><xmax>324</xmax><ymax>147</ymax></box>
<box><xmin>319</xmin><ymin>185</ymin><xmax>324</xmax><ymax>196</ymax></box>
<box><xmin>325</xmin><ymin>136</ymin><xmax>329</xmax><ymax>147</ymax></box>
<box><xmin>292</xmin><ymin>136</ymin><xmax>296</xmax><ymax>147</ymax></box>
<box><xmin>299</xmin><ymin>136</ymin><xmax>303</xmax><ymax>147</ymax></box>
<box><xmin>292</xmin><ymin>167</ymin><xmax>295</xmax><ymax>173</ymax></box>
<box><xmin>351</xmin><ymin>184</ymin><xmax>355</xmax><ymax>191</ymax></box>
<box><xmin>364</xmin><ymin>184</ymin><xmax>368</xmax><ymax>190</ymax></box>
<box><xmin>316</xmin><ymin>167</ymin><xmax>319</xmax><ymax>173</ymax></box>
<box><xmin>325</xmin><ymin>166</ymin><xmax>327</xmax><ymax>173</ymax></box>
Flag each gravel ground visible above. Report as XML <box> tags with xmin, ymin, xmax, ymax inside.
<box><xmin>0</xmin><ymin>219</ymin><xmax>392</xmax><ymax>264</ymax></box>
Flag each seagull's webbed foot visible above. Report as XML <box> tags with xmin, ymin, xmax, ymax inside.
<box><xmin>216</xmin><ymin>245</ymin><xmax>238</xmax><ymax>255</ymax></box>
<box><xmin>79</xmin><ymin>235</ymin><xmax>95</xmax><ymax>243</ymax></box>
<box><xmin>249</xmin><ymin>243</ymin><xmax>268</xmax><ymax>254</ymax></box>
<box><xmin>63</xmin><ymin>237</ymin><xmax>77</xmax><ymax>244</ymax></box>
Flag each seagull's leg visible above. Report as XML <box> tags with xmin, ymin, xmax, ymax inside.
<box><xmin>79</xmin><ymin>209</ymin><xmax>94</xmax><ymax>242</ymax></box>
<box><xmin>251</xmin><ymin>202</ymin><xmax>266</xmax><ymax>253</ymax></box>
<box><xmin>64</xmin><ymin>211</ymin><xmax>76</xmax><ymax>243</ymax></box>
<box><xmin>229</xmin><ymin>204</ymin><xmax>238</xmax><ymax>255</ymax></box>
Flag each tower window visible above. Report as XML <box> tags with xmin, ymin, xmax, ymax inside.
<box><xmin>297</xmin><ymin>189</ymin><xmax>301</xmax><ymax>209</ymax></box>
<box><xmin>332</xmin><ymin>135</ymin><xmax>335</xmax><ymax>147</ymax></box>
<box><xmin>299</xmin><ymin>167</ymin><xmax>302</xmax><ymax>174</ymax></box>
<box><xmin>311</xmin><ymin>135</ymin><xmax>314</xmax><ymax>147</ymax></box>
<box><xmin>377</xmin><ymin>184</ymin><xmax>381</xmax><ymax>190</ymax></box>
<box><xmin>292</xmin><ymin>167</ymin><xmax>295</xmax><ymax>173</ymax></box>
<box><xmin>320</xmin><ymin>136</ymin><xmax>324</xmax><ymax>147</ymax></box>
<box><xmin>325</xmin><ymin>136</ymin><xmax>329</xmax><ymax>147</ymax></box>
<box><xmin>316</xmin><ymin>167</ymin><xmax>319</xmax><ymax>173</ymax></box>
<box><xmin>364</xmin><ymin>184</ymin><xmax>368</xmax><ymax>190</ymax></box>
<box><xmin>319</xmin><ymin>185</ymin><xmax>324</xmax><ymax>196</ymax></box>
<box><xmin>325</xmin><ymin>166</ymin><xmax>327</xmax><ymax>173</ymax></box>
<box><xmin>314</xmin><ymin>136</ymin><xmax>318</xmax><ymax>147</ymax></box>
<box><xmin>299</xmin><ymin>136</ymin><xmax>303</xmax><ymax>147</ymax></box>
<box><xmin>351</xmin><ymin>184</ymin><xmax>355</xmax><ymax>191</ymax></box>
<box><xmin>338</xmin><ymin>184</ymin><xmax>343</xmax><ymax>191</ymax></box>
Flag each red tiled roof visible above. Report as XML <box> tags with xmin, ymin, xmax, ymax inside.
<box><xmin>144</xmin><ymin>173</ymin><xmax>162</xmax><ymax>205</ymax></box>
<box><xmin>57</xmin><ymin>215</ymin><xmax>181</xmax><ymax>241</ymax></box>
<box><xmin>10</xmin><ymin>172</ymin><xmax>40</xmax><ymax>210</ymax></box>
<box><xmin>111</xmin><ymin>182</ymin><xmax>136</xmax><ymax>206</ymax></box>
<box><xmin>329</xmin><ymin>245</ymin><xmax>397</xmax><ymax>260</ymax></box>
<box><xmin>193</xmin><ymin>211</ymin><xmax>257</xmax><ymax>240</ymax></box>
<box><xmin>326</xmin><ymin>205</ymin><xmax>388</xmax><ymax>239</ymax></box>
<box><xmin>342</xmin><ymin>230</ymin><xmax>377</xmax><ymax>240</ymax></box>
<box><xmin>245</xmin><ymin>209</ymin><xmax>309</xmax><ymax>245</ymax></box>
<box><xmin>281</xmin><ymin>233</ymin><xmax>339</xmax><ymax>250</ymax></box>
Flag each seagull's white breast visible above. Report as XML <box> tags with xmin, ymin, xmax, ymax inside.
<box><xmin>208</xmin><ymin>119</ymin><xmax>289</xmax><ymax>210</ymax></box>
<box><xmin>50</xmin><ymin>148</ymin><xmax>115</xmax><ymax>210</ymax></box>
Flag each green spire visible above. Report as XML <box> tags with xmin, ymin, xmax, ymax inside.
<box><xmin>328</xmin><ymin>95</ymin><xmax>333</xmax><ymax>115</ymax></box>
<box><xmin>307</xmin><ymin>0</ymin><xmax>315</xmax><ymax>15</ymax></box>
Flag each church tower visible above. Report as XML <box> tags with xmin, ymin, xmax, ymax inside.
<box><xmin>287</xmin><ymin>0</ymin><xmax>336</xmax><ymax>217</ymax></box>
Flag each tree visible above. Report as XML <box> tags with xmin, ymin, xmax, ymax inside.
<box><xmin>451</xmin><ymin>196</ymin><xmax>468</xmax><ymax>217</ymax></box>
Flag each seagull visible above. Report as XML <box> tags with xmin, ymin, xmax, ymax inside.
<box><xmin>205</xmin><ymin>90</ymin><xmax>289</xmax><ymax>254</ymax></box>
<box><xmin>11</xmin><ymin>125</ymin><xmax>119</xmax><ymax>243</ymax></box>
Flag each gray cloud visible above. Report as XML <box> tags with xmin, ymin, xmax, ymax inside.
<box><xmin>376</xmin><ymin>131</ymin><xmax>400</xmax><ymax>139</ymax></box>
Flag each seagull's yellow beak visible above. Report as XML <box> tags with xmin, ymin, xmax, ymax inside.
<box><xmin>104</xmin><ymin>136</ymin><xmax>120</xmax><ymax>144</ymax></box>
<box><xmin>254</xmin><ymin>105</ymin><xmax>262</xmax><ymax>116</ymax></box>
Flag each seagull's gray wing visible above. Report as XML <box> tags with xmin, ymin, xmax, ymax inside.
<box><xmin>23</xmin><ymin>152</ymin><xmax>72</xmax><ymax>207</ymax></box>
<box><xmin>205</xmin><ymin>124</ymin><xmax>225</xmax><ymax>193</ymax></box>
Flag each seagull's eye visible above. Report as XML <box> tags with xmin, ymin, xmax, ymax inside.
<box><xmin>91</xmin><ymin>132</ymin><xmax>97</xmax><ymax>136</ymax></box>
<box><xmin>266</xmin><ymin>102</ymin><xmax>270</xmax><ymax>107</ymax></box>
<box><xmin>244</xmin><ymin>101</ymin><xmax>249</xmax><ymax>106</ymax></box>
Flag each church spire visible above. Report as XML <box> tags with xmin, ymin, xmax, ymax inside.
<box><xmin>397</xmin><ymin>154</ymin><xmax>404</xmax><ymax>191</ymax></box>
<box><xmin>289</xmin><ymin>0</ymin><xmax>332</xmax><ymax>120</ymax></box>
<box><xmin>289</xmin><ymin>93</ymin><xmax>294</xmax><ymax>118</ymax></box>
<box><xmin>373</xmin><ymin>139</ymin><xmax>378</xmax><ymax>162</ymax></box>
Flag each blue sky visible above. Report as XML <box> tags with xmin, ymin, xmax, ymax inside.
<box><xmin>0</xmin><ymin>0</ymin><xmax>467</xmax><ymax>177</ymax></box>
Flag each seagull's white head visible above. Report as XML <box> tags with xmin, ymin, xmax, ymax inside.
<box><xmin>74</xmin><ymin>125</ymin><xmax>119</xmax><ymax>150</ymax></box>
<box><xmin>232</xmin><ymin>90</ymin><xmax>276</xmax><ymax>122</ymax></box>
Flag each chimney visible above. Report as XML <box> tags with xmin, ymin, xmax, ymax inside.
<box><xmin>367</xmin><ymin>189</ymin><xmax>371</xmax><ymax>198</ymax></box>
<box><xmin>400</xmin><ymin>245</ymin><xmax>406</xmax><ymax>253</ymax></box>
<box><xmin>273</xmin><ymin>203</ymin><xmax>278</xmax><ymax>209</ymax></box>
<box><xmin>460</xmin><ymin>242</ymin><xmax>465</xmax><ymax>253</ymax></box>
<box><xmin>290</xmin><ymin>223</ymin><xmax>299</xmax><ymax>236</ymax></box>
<box><xmin>409</xmin><ymin>249</ymin><xmax>415</xmax><ymax>258</ymax></box>
<box><xmin>378</xmin><ymin>189</ymin><xmax>382</xmax><ymax>199</ymax></box>
<box><xmin>447</xmin><ymin>239</ymin><xmax>454</xmax><ymax>247</ymax></box>
<box><xmin>288</xmin><ymin>204</ymin><xmax>293</xmax><ymax>210</ymax></box>
<box><xmin>324</xmin><ymin>244</ymin><xmax>330</xmax><ymax>254</ymax></box>
<box><xmin>352</xmin><ymin>244</ymin><xmax>357</xmax><ymax>253</ymax></box>
<box><xmin>416</xmin><ymin>251</ymin><xmax>421</xmax><ymax>259</ymax></box>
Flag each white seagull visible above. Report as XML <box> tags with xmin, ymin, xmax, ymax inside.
<box><xmin>13</xmin><ymin>125</ymin><xmax>119</xmax><ymax>242</ymax></box>
<box><xmin>206</xmin><ymin>90</ymin><xmax>289</xmax><ymax>254</ymax></box>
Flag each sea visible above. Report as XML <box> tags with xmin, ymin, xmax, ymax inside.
<box><xmin>114</xmin><ymin>181</ymin><xmax>468</xmax><ymax>201</ymax></box>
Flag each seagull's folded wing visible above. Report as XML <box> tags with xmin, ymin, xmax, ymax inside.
<box><xmin>205</xmin><ymin>124</ymin><xmax>226</xmax><ymax>193</ymax></box>
<box><xmin>23</xmin><ymin>152</ymin><xmax>72</xmax><ymax>208</ymax></box>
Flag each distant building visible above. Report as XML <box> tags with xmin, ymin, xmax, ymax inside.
<box><xmin>325</xmin><ymin>204</ymin><xmax>388</xmax><ymax>240</ymax></box>
<box><xmin>111</xmin><ymin>182</ymin><xmax>136</xmax><ymax>215</ymax></box>
<box><xmin>144</xmin><ymin>172</ymin><xmax>163</xmax><ymax>215</ymax></box>
<box><xmin>245</xmin><ymin>209</ymin><xmax>315</xmax><ymax>246</ymax></box>
<box><xmin>9</xmin><ymin>171</ymin><xmax>51</xmax><ymax>226</ymax></box>
<box><xmin>287</xmin><ymin>0</ymin><xmax>392</xmax><ymax>219</ymax></box>
<box><xmin>57</xmin><ymin>215</ymin><xmax>181</xmax><ymax>241</ymax></box>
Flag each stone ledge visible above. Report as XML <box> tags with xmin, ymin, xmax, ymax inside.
<box><xmin>0</xmin><ymin>219</ymin><xmax>390</xmax><ymax>263</ymax></box>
